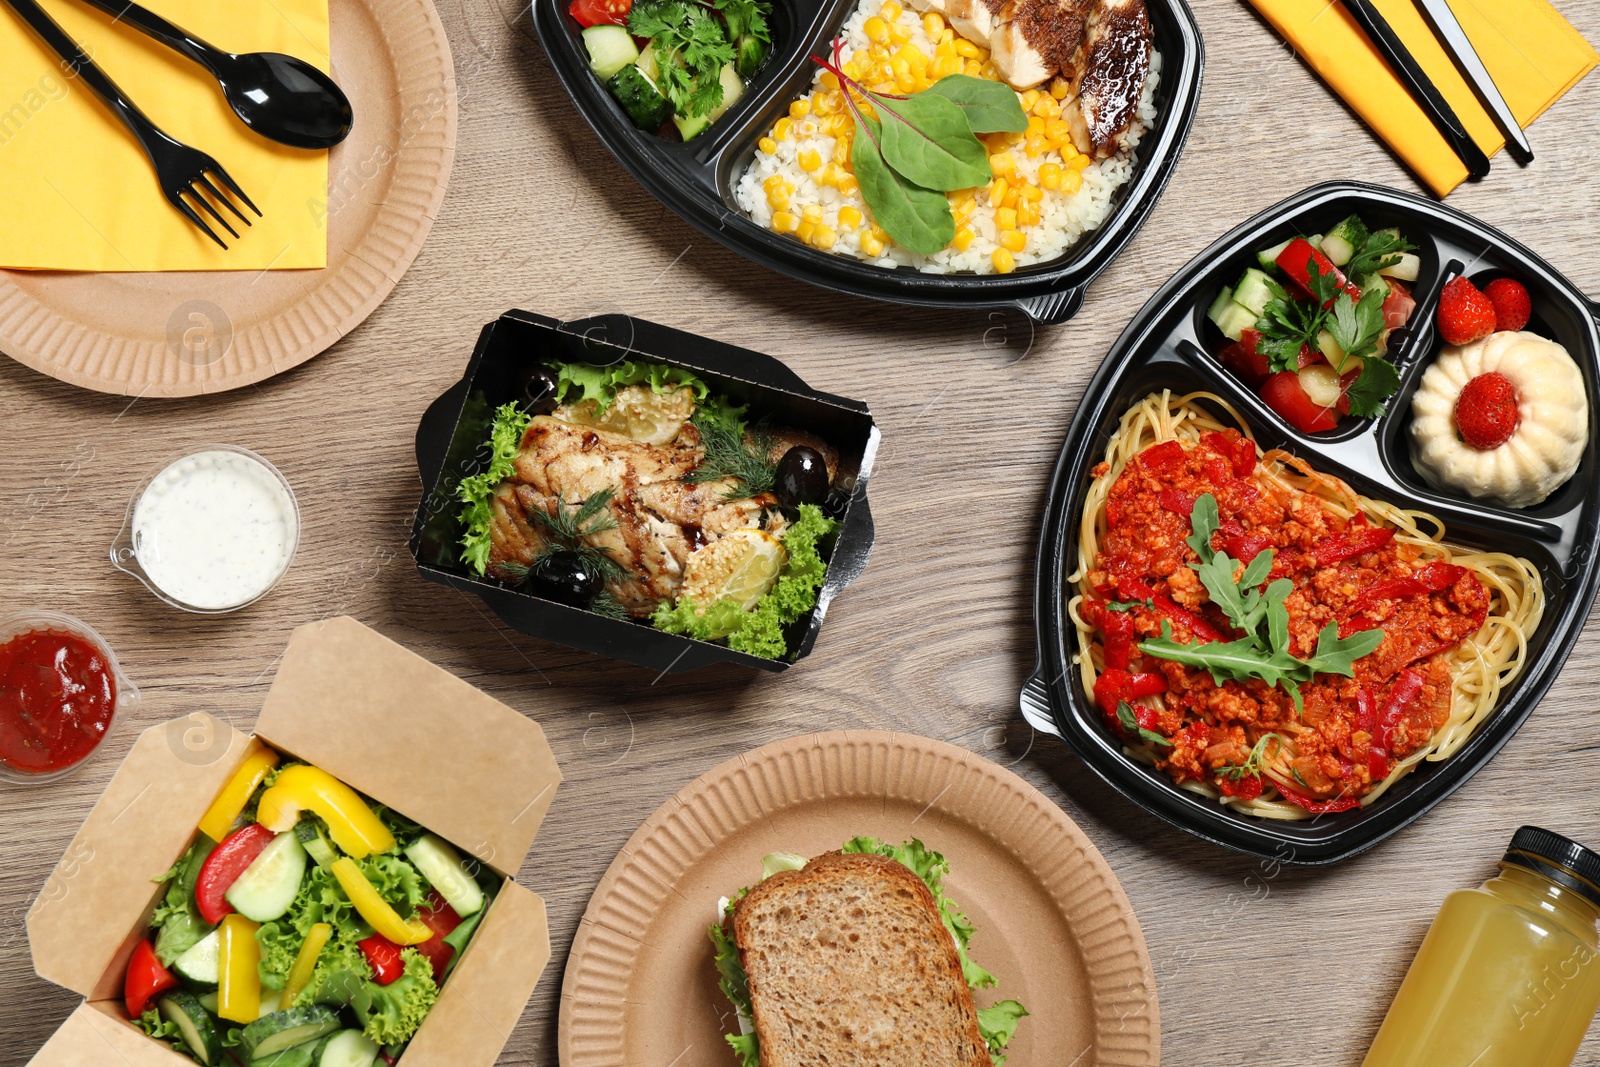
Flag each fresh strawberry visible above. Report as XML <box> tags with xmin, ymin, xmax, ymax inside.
<box><xmin>1454</xmin><ymin>371</ymin><xmax>1520</xmax><ymax>450</ymax></box>
<box><xmin>1485</xmin><ymin>278</ymin><xmax>1532</xmax><ymax>332</ymax></box>
<box><xmin>1437</xmin><ymin>277</ymin><xmax>1498</xmax><ymax>346</ymax></box>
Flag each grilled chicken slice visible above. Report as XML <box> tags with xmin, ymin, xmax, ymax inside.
<box><xmin>903</xmin><ymin>0</ymin><xmax>946</xmax><ymax>15</ymax></box>
<box><xmin>485</xmin><ymin>484</ymin><xmax>548</xmax><ymax>582</ymax></box>
<box><xmin>989</xmin><ymin>0</ymin><xmax>1092</xmax><ymax>90</ymax></box>
<box><xmin>1069</xmin><ymin>0</ymin><xmax>1151</xmax><ymax>156</ymax></box>
<box><xmin>945</xmin><ymin>0</ymin><xmax>1000</xmax><ymax>47</ymax></box>
<box><xmin>512</xmin><ymin>416</ymin><xmax>698</xmax><ymax>498</ymax></box>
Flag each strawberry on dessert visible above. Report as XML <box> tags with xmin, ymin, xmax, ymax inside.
<box><xmin>1411</xmin><ymin>331</ymin><xmax>1588</xmax><ymax>508</ymax></box>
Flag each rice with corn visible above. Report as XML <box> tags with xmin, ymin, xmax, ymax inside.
<box><xmin>734</xmin><ymin>0</ymin><xmax>1160</xmax><ymax>274</ymax></box>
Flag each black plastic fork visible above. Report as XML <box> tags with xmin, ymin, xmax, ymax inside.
<box><xmin>1</xmin><ymin>0</ymin><xmax>260</xmax><ymax>248</ymax></box>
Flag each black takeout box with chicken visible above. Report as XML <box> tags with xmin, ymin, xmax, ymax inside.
<box><xmin>409</xmin><ymin>310</ymin><xmax>879</xmax><ymax>674</ymax></box>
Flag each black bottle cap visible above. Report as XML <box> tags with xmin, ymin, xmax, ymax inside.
<box><xmin>1503</xmin><ymin>826</ymin><xmax>1600</xmax><ymax>910</ymax></box>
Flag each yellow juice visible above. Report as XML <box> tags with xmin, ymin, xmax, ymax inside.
<box><xmin>1364</xmin><ymin>859</ymin><xmax>1600</xmax><ymax>1067</ymax></box>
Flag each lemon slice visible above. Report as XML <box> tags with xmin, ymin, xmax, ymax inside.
<box><xmin>681</xmin><ymin>529</ymin><xmax>787</xmax><ymax>623</ymax></box>
<box><xmin>560</xmin><ymin>384</ymin><xmax>694</xmax><ymax>445</ymax></box>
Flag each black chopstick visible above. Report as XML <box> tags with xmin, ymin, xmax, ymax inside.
<box><xmin>1339</xmin><ymin>0</ymin><xmax>1492</xmax><ymax>180</ymax></box>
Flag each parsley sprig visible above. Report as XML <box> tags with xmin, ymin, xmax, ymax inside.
<box><xmin>629</xmin><ymin>0</ymin><xmax>736</xmax><ymax>118</ymax></box>
<box><xmin>1138</xmin><ymin>495</ymin><xmax>1384</xmax><ymax>711</ymax></box>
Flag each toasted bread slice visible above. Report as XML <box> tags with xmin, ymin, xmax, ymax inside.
<box><xmin>729</xmin><ymin>852</ymin><xmax>993</xmax><ymax>1067</ymax></box>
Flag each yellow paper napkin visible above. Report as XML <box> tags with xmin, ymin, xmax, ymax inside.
<box><xmin>0</xmin><ymin>0</ymin><xmax>329</xmax><ymax>270</ymax></box>
<box><xmin>1247</xmin><ymin>0</ymin><xmax>1598</xmax><ymax>196</ymax></box>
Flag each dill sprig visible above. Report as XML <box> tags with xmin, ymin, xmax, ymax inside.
<box><xmin>1219</xmin><ymin>733</ymin><xmax>1287</xmax><ymax>781</ymax></box>
<box><xmin>685</xmin><ymin>410</ymin><xmax>777</xmax><ymax>501</ymax></box>
<box><xmin>589</xmin><ymin>590</ymin><xmax>631</xmax><ymax>620</ymax></box>
<box><xmin>527</xmin><ymin>489</ymin><xmax>629</xmax><ymax>585</ymax></box>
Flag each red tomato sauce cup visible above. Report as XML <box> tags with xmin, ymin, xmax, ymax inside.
<box><xmin>0</xmin><ymin>611</ymin><xmax>137</xmax><ymax>784</ymax></box>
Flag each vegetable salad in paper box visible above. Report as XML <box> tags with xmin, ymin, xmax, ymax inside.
<box><xmin>25</xmin><ymin>617</ymin><xmax>561</xmax><ymax>1067</ymax></box>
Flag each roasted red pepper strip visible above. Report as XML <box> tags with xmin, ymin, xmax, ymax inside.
<box><xmin>195</xmin><ymin>823</ymin><xmax>276</xmax><ymax>925</ymax></box>
<box><xmin>125</xmin><ymin>939</ymin><xmax>178</xmax><ymax>1018</ymax></box>
<box><xmin>359</xmin><ymin>934</ymin><xmax>406</xmax><ymax>985</ymax></box>
<box><xmin>1376</xmin><ymin>670</ymin><xmax>1424</xmax><ymax>753</ymax></box>
<box><xmin>1314</xmin><ymin>527</ymin><xmax>1395</xmax><ymax>567</ymax></box>
<box><xmin>1275</xmin><ymin>781</ymin><xmax>1363</xmax><ymax>814</ymax></box>
<box><xmin>1139</xmin><ymin>440</ymin><xmax>1186</xmax><ymax>475</ymax></box>
<box><xmin>1152</xmin><ymin>595</ymin><xmax>1224</xmax><ymax>642</ymax></box>
<box><xmin>1276</xmin><ymin>238</ymin><xmax>1363</xmax><ymax>306</ymax></box>
<box><xmin>1233</xmin><ymin>436</ymin><xmax>1257</xmax><ymax>478</ymax></box>
<box><xmin>1159</xmin><ymin>488</ymin><xmax>1197</xmax><ymax>515</ymax></box>
<box><xmin>1219</xmin><ymin>519</ymin><xmax>1274</xmax><ymax>565</ymax></box>
<box><xmin>1356</xmin><ymin>690</ymin><xmax>1386</xmax><ymax>780</ymax></box>
<box><xmin>1348</xmin><ymin>563</ymin><xmax>1469</xmax><ymax>618</ymax></box>
<box><xmin>1083</xmin><ymin>601</ymin><xmax>1137</xmax><ymax>671</ymax></box>
<box><xmin>1218</xmin><ymin>774</ymin><xmax>1264</xmax><ymax>801</ymax></box>
<box><xmin>1093</xmin><ymin>669</ymin><xmax>1168</xmax><ymax>711</ymax></box>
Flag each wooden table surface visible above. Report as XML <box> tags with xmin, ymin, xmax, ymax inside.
<box><xmin>7</xmin><ymin>0</ymin><xmax>1600</xmax><ymax>1063</ymax></box>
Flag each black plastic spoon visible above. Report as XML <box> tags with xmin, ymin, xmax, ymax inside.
<box><xmin>73</xmin><ymin>0</ymin><xmax>352</xmax><ymax>149</ymax></box>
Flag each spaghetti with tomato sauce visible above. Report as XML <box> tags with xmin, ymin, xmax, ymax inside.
<box><xmin>1070</xmin><ymin>392</ymin><xmax>1542</xmax><ymax>819</ymax></box>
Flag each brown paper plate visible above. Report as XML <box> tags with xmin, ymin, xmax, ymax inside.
<box><xmin>559</xmin><ymin>731</ymin><xmax>1159</xmax><ymax>1067</ymax></box>
<box><xmin>0</xmin><ymin>0</ymin><xmax>455</xmax><ymax>398</ymax></box>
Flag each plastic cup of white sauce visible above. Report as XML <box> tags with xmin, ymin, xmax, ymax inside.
<box><xmin>111</xmin><ymin>446</ymin><xmax>300</xmax><ymax>613</ymax></box>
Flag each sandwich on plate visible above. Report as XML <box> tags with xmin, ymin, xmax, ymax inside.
<box><xmin>708</xmin><ymin>837</ymin><xmax>1028</xmax><ymax>1066</ymax></box>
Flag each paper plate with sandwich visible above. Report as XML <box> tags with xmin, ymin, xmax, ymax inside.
<box><xmin>559</xmin><ymin>731</ymin><xmax>1158</xmax><ymax>1067</ymax></box>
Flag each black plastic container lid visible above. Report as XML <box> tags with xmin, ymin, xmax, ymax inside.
<box><xmin>1504</xmin><ymin>826</ymin><xmax>1600</xmax><ymax>908</ymax></box>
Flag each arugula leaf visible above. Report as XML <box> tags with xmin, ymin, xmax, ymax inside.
<box><xmin>1141</xmin><ymin>621</ymin><xmax>1309</xmax><ymax>690</ymax></box>
<box><xmin>1265</xmin><ymin>579</ymin><xmax>1293</xmax><ymax>655</ymax></box>
<box><xmin>1343</xmin><ymin>355</ymin><xmax>1401</xmax><ymax>418</ymax></box>
<box><xmin>1304</xmin><ymin>622</ymin><xmax>1385</xmax><ymax>677</ymax></box>
<box><xmin>1346</xmin><ymin>228</ymin><xmax>1415</xmax><ymax>281</ymax></box>
<box><xmin>1116</xmin><ymin>701</ymin><xmax>1172</xmax><ymax>747</ymax></box>
<box><xmin>1185</xmin><ymin>493</ymin><xmax>1220</xmax><ymax>557</ymax></box>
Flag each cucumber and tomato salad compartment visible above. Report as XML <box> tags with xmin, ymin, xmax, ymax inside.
<box><xmin>1205</xmin><ymin>213</ymin><xmax>1423</xmax><ymax>435</ymax></box>
<box><xmin>122</xmin><ymin>742</ymin><xmax>494</xmax><ymax>1067</ymax></box>
<box><xmin>572</xmin><ymin>0</ymin><xmax>774</xmax><ymax>141</ymax></box>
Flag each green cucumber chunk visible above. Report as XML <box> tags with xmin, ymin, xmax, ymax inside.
<box><xmin>404</xmin><ymin>834</ymin><xmax>484</xmax><ymax>917</ymax></box>
<box><xmin>1212</xmin><ymin>301</ymin><xmax>1258</xmax><ymax>343</ymax></box>
<box><xmin>583</xmin><ymin>24</ymin><xmax>639</xmax><ymax>81</ymax></box>
<box><xmin>256</xmin><ymin>1046</ymin><xmax>316</xmax><ymax>1067</ymax></box>
<box><xmin>317</xmin><ymin>1030</ymin><xmax>381</xmax><ymax>1067</ymax></box>
<box><xmin>174</xmin><ymin>930</ymin><xmax>220</xmax><ymax>986</ymax></box>
<box><xmin>1232</xmin><ymin>268</ymin><xmax>1287</xmax><ymax>316</ymax></box>
<box><xmin>241</xmin><ymin>1005</ymin><xmax>342</xmax><ymax>1059</ymax></box>
<box><xmin>609</xmin><ymin>65</ymin><xmax>673</xmax><ymax>130</ymax></box>
<box><xmin>295</xmin><ymin>819</ymin><xmax>338</xmax><ymax>869</ymax></box>
<box><xmin>157</xmin><ymin>992</ymin><xmax>222</xmax><ymax>1066</ymax></box>
<box><xmin>1378</xmin><ymin>252</ymin><xmax>1420</xmax><ymax>282</ymax></box>
<box><xmin>226</xmin><ymin>832</ymin><xmax>307</xmax><ymax>923</ymax></box>
<box><xmin>1257</xmin><ymin>239</ymin><xmax>1292</xmax><ymax>272</ymax></box>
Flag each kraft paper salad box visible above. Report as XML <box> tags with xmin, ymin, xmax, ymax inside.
<box><xmin>25</xmin><ymin>616</ymin><xmax>562</xmax><ymax>1067</ymax></box>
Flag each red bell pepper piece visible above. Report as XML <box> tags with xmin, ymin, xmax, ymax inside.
<box><xmin>124</xmin><ymin>939</ymin><xmax>178</xmax><ymax>1018</ymax></box>
<box><xmin>1115</xmin><ymin>577</ymin><xmax>1158</xmax><ymax>602</ymax></box>
<box><xmin>411</xmin><ymin>892</ymin><xmax>463</xmax><ymax>981</ymax></box>
<box><xmin>359</xmin><ymin>934</ymin><xmax>406</xmax><ymax>985</ymax></box>
<box><xmin>1355</xmin><ymin>690</ymin><xmax>1387</xmax><ymax>780</ymax></box>
<box><xmin>1313</xmin><ymin>527</ymin><xmax>1395</xmax><ymax>567</ymax></box>
<box><xmin>195</xmin><ymin>823</ymin><xmax>276</xmax><ymax>925</ymax></box>
<box><xmin>1138</xmin><ymin>440</ymin><xmax>1186</xmax><ymax>476</ymax></box>
<box><xmin>1218</xmin><ymin>519</ymin><xmax>1273</xmax><ymax>565</ymax></box>
<box><xmin>1217</xmin><ymin>773</ymin><xmax>1264</xmax><ymax>801</ymax></box>
<box><xmin>1347</xmin><ymin>562</ymin><xmax>1467</xmax><ymax>617</ymax></box>
<box><xmin>1159</xmin><ymin>488</ymin><xmax>1197</xmax><ymax>515</ymax></box>
<box><xmin>1275</xmin><ymin>781</ymin><xmax>1362</xmax><ymax>814</ymax></box>
<box><xmin>1376</xmin><ymin>670</ymin><xmax>1424</xmax><ymax>750</ymax></box>
<box><xmin>1276</xmin><ymin>238</ymin><xmax>1363</xmax><ymax>306</ymax></box>
<box><xmin>1152</xmin><ymin>595</ymin><xmax>1224</xmax><ymax>642</ymax></box>
<box><xmin>1083</xmin><ymin>601</ymin><xmax>1137</xmax><ymax>671</ymax></box>
<box><xmin>1093</xmin><ymin>669</ymin><xmax>1168</xmax><ymax>712</ymax></box>
<box><xmin>1233</xmin><ymin>436</ymin><xmax>1257</xmax><ymax>478</ymax></box>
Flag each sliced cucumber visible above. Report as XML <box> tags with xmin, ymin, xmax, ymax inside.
<box><xmin>583</xmin><ymin>24</ymin><xmax>639</xmax><ymax>81</ymax></box>
<box><xmin>241</xmin><ymin>1005</ymin><xmax>342</xmax><ymax>1060</ymax></box>
<box><xmin>1320</xmin><ymin>215</ymin><xmax>1367</xmax><ymax>267</ymax></box>
<box><xmin>609</xmin><ymin>64</ymin><xmax>673</xmax><ymax>130</ymax></box>
<box><xmin>317</xmin><ymin>1030</ymin><xmax>380</xmax><ymax>1067</ymax></box>
<box><xmin>1257</xmin><ymin>239</ymin><xmax>1292</xmax><ymax>272</ymax></box>
<box><xmin>1206</xmin><ymin>285</ymin><xmax>1235</xmax><ymax>328</ymax></box>
<box><xmin>636</xmin><ymin>40</ymin><xmax>660</xmax><ymax>81</ymax></box>
<box><xmin>256</xmin><ymin>1046</ymin><xmax>316</xmax><ymax>1067</ymax></box>
<box><xmin>405</xmin><ymin>834</ymin><xmax>484</xmax><ymax>917</ymax></box>
<box><xmin>1212</xmin><ymin>301</ymin><xmax>1259</xmax><ymax>343</ymax></box>
<box><xmin>295</xmin><ymin>820</ymin><xmax>338</xmax><ymax>869</ymax></box>
<box><xmin>1379</xmin><ymin>252</ymin><xmax>1420</xmax><ymax>282</ymax></box>
<box><xmin>226</xmin><ymin>833</ymin><xmax>307</xmax><ymax>923</ymax></box>
<box><xmin>175</xmin><ymin>930</ymin><xmax>221</xmax><ymax>986</ymax></box>
<box><xmin>674</xmin><ymin>111</ymin><xmax>711</xmax><ymax>141</ymax></box>
<box><xmin>1232</xmin><ymin>268</ymin><xmax>1287</xmax><ymax>316</ymax></box>
<box><xmin>157</xmin><ymin>992</ymin><xmax>221</xmax><ymax>1066</ymax></box>
<box><xmin>1355</xmin><ymin>273</ymin><xmax>1391</xmax><ymax>300</ymax></box>
<box><xmin>707</xmin><ymin>63</ymin><xmax>745</xmax><ymax>123</ymax></box>
<box><xmin>198</xmin><ymin>991</ymin><xmax>219</xmax><ymax>1014</ymax></box>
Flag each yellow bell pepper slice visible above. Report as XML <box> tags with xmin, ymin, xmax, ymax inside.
<box><xmin>330</xmin><ymin>858</ymin><xmax>431</xmax><ymax>945</ymax></box>
<box><xmin>255</xmin><ymin>765</ymin><xmax>395</xmax><ymax>859</ymax></box>
<box><xmin>282</xmin><ymin>921</ymin><xmax>331</xmax><ymax>1005</ymax></box>
<box><xmin>218</xmin><ymin>914</ymin><xmax>262</xmax><ymax>1024</ymax></box>
<box><xmin>197</xmin><ymin>741</ymin><xmax>280</xmax><ymax>843</ymax></box>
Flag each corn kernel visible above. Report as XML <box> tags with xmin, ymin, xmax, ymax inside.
<box><xmin>864</xmin><ymin>15</ymin><xmax>890</xmax><ymax>41</ymax></box>
<box><xmin>772</xmin><ymin>210</ymin><xmax>799</xmax><ymax>233</ymax></box>
<box><xmin>767</xmin><ymin>188</ymin><xmax>790</xmax><ymax>210</ymax></box>
<box><xmin>820</xmin><ymin>70</ymin><xmax>841</xmax><ymax>91</ymax></box>
<box><xmin>813</xmin><ymin>93</ymin><xmax>834</xmax><ymax>117</ymax></box>
<box><xmin>991</xmin><ymin>247</ymin><xmax>1015</xmax><ymax>273</ymax></box>
<box><xmin>759</xmin><ymin>136</ymin><xmax>778</xmax><ymax>155</ymax></box>
<box><xmin>940</xmin><ymin>27</ymin><xmax>954</xmax><ymax>44</ymax></box>
<box><xmin>989</xmin><ymin>151</ymin><xmax>1016</xmax><ymax>176</ymax></box>
<box><xmin>793</xmin><ymin>148</ymin><xmax>818</xmax><ymax>172</ymax></box>
<box><xmin>995</xmin><ymin>206</ymin><xmax>1017</xmax><ymax>230</ymax></box>
<box><xmin>838</xmin><ymin>205</ymin><xmax>863</xmax><ymax>229</ymax></box>
<box><xmin>1060</xmin><ymin>168</ymin><xmax>1083</xmax><ymax>194</ymax></box>
<box><xmin>1023</xmin><ymin>137</ymin><xmax>1047</xmax><ymax>159</ymax></box>
<box><xmin>936</xmin><ymin>37</ymin><xmax>957</xmax><ymax>58</ymax></box>
<box><xmin>1045</xmin><ymin>119</ymin><xmax>1072</xmax><ymax>144</ymax></box>
<box><xmin>999</xmin><ymin>229</ymin><xmax>1026</xmax><ymax>253</ymax></box>
<box><xmin>789</xmin><ymin>98</ymin><xmax>811</xmax><ymax>118</ymax></box>
<box><xmin>1021</xmin><ymin>89</ymin><xmax>1041</xmax><ymax>109</ymax></box>
<box><xmin>954</xmin><ymin>39</ymin><xmax>980</xmax><ymax>58</ymax></box>
<box><xmin>833</xmin><ymin>135</ymin><xmax>853</xmax><ymax>163</ymax></box>
<box><xmin>1038</xmin><ymin>162</ymin><xmax>1061</xmax><ymax>190</ymax></box>
<box><xmin>952</xmin><ymin>227</ymin><xmax>976</xmax><ymax>251</ymax></box>
<box><xmin>1032</xmin><ymin>95</ymin><xmax>1059</xmax><ymax>119</ymax></box>
<box><xmin>802</xmin><ymin>203</ymin><xmax>824</xmax><ymax>221</ymax></box>
<box><xmin>889</xmin><ymin>21</ymin><xmax>911</xmax><ymax>44</ymax></box>
<box><xmin>1050</xmin><ymin>77</ymin><xmax>1070</xmax><ymax>100</ymax></box>
<box><xmin>1070</xmin><ymin>152</ymin><xmax>1092</xmax><ymax>171</ymax></box>
<box><xmin>880</xmin><ymin>0</ymin><xmax>902</xmax><ymax>18</ymax></box>
<box><xmin>1020</xmin><ymin>183</ymin><xmax>1042</xmax><ymax>201</ymax></box>
<box><xmin>869</xmin><ymin>224</ymin><xmax>889</xmax><ymax>241</ymax></box>
<box><xmin>1018</xmin><ymin>200</ymin><xmax>1041</xmax><ymax>226</ymax></box>
<box><xmin>1002</xmin><ymin>188</ymin><xmax>1019</xmax><ymax>209</ymax></box>
<box><xmin>963</xmin><ymin>60</ymin><xmax>983</xmax><ymax>77</ymax></box>
<box><xmin>773</xmin><ymin>117</ymin><xmax>793</xmax><ymax>140</ymax></box>
<box><xmin>845</xmin><ymin>54</ymin><xmax>870</xmax><ymax>78</ymax></box>
<box><xmin>861</xmin><ymin>233</ymin><xmax>885</xmax><ymax>257</ymax></box>
<box><xmin>979</xmin><ymin>61</ymin><xmax>997</xmax><ymax>79</ymax></box>
<box><xmin>930</xmin><ymin>56</ymin><xmax>958</xmax><ymax>79</ymax></box>
<box><xmin>810</xmin><ymin>224</ymin><xmax>837</xmax><ymax>250</ymax></box>
<box><xmin>840</xmin><ymin>177</ymin><xmax>860</xmax><ymax>196</ymax></box>
<box><xmin>922</xmin><ymin>12</ymin><xmax>944</xmax><ymax>35</ymax></box>
<box><xmin>990</xmin><ymin>177</ymin><xmax>1008</xmax><ymax>205</ymax></box>
<box><xmin>798</xmin><ymin>220</ymin><xmax>816</xmax><ymax>242</ymax></box>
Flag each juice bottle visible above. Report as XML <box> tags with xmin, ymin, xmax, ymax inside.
<box><xmin>1362</xmin><ymin>827</ymin><xmax>1600</xmax><ymax>1067</ymax></box>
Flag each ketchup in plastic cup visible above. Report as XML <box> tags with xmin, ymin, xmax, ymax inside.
<box><xmin>0</xmin><ymin>613</ymin><xmax>135</xmax><ymax>783</ymax></box>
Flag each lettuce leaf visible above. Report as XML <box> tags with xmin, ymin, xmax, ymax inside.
<box><xmin>652</xmin><ymin>505</ymin><xmax>838</xmax><ymax>659</ymax></box>
<box><xmin>352</xmin><ymin>947</ymin><xmax>439</xmax><ymax>1046</ymax></box>
<box><xmin>295</xmin><ymin>934</ymin><xmax>374</xmax><ymax>1008</ymax></box>
<box><xmin>150</xmin><ymin>838</ymin><xmax>215</xmax><ymax>965</ymax></box>
<box><xmin>456</xmin><ymin>402</ymin><xmax>534</xmax><ymax>575</ymax></box>
<box><xmin>976</xmin><ymin>1000</ymin><xmax>1029</xmax><ymax>1064</ymax></box>
<box><xmin>357</xmin><ymin>854</ymin><xmax>428</xmax><ymax>916</ymax></box>
<box><xmin>134</xmin><ymin>1006</ymin><xmax>196</xmax><ymax>1059</ymax></box>
<box><xmin>554</xmin><ymin>360</ymin><xmax>710</xmax><ymax>414</ymax></box>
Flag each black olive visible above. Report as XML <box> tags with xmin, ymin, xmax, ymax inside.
<box><xmin>528</xmin><ymin>551</ymin><xmax>600</xmax><ymax>607</ymax></box>
<box><xmin>776</xmin><ymin>446</ymin><xmax>830</xmax><ymax>507</ymax></box>
<box><xmin>517</xmin><ymin>365</ymin><xmax>561</xmax><ymax>415</ymax></box>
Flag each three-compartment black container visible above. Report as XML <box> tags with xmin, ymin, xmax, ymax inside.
<box><xmin>409</xmin><ymin>310</ymin><xmax>879</xmax><ymax>673</ymax></box>
<box><xmin>530</xmin><ymin>0</ymin><xmax>1202</xmax><ymax>324</ymax></box>
<box><xmin>1022</xmin><ymin>181</ymin><xmax>1600</xmax><ymax>864</ymax></box>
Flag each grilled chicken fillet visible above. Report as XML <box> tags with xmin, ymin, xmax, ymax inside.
<box><xmin>990</xmin><ymin>0</ymin><xmax>1091</xmax><ymax>90</ymax></box>
<box><xmin>1069</xmin><ymin>0</ymin><xmax>1151</xmax><ymax>156</ymax></box>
